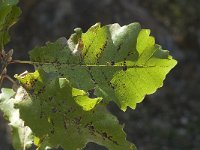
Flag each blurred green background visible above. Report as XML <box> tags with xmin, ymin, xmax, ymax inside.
<box><xmin>1</xmin><ymin>0</ymin><xmax>200</xmax><ymax>149</ymax></box>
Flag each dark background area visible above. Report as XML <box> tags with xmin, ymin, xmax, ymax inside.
<box><xmin>1</xmin><ymin>0</ymin><xmax>200</xmax><ymax>149</ymax></box>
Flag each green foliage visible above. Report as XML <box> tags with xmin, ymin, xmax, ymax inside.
<box><xmin>15</xmin><ymin>69</ymin><xmax>136</xmax><ymax>150</ymax></box>
<box><xmin>0</xmin><ymin>0</ymin><xmax>21</xmax><ymax>49</ymax></box>
<box><xmin>0</xmin><ymin>1</ymin><xmax>177</xmax><ymax>149</ymax></box>
<box><xmin>30</xmin><ymin>23</ymin><xmax>177</xmax><ymax>111</ymax></box>
<box><xmin>0</xmin><ymin>88</ymin><xmax>33</xmax><ymax>150</ymax></box>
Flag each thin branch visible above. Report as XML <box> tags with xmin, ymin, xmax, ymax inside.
<box><xmin>0</xmin><ymin>76</ymin><xmax>4</xmax><ymax>89</ymax></box>
<box><xmin>4</xmin><ymin>75</ymin><xmax>16</xmax><ymax>85</ymax></box>
<box><xmin>10</xmin><ymin>60</ymin><xmax>35</xmax><ymax>65</ymax></box>
<box><xmin>0</xmin><ymin>73</ymin><xmax>18</xmax><ymax>90</ymax></box>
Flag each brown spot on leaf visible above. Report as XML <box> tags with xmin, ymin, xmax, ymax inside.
<box><xmin>122</xmin><ymin>65</ymin><xmax>127</xmax><ymax>71</ymax></box>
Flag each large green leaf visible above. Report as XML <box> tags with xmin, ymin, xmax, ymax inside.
<box><xmin>15</xmin><ymin>69</ymin><xmax>135</xmax><ymax>150</ymax></box>
<box><xmin>29</xmin><ymin>23</ymin><xmax>177</xmax><ymax>111</ymax></box>
<box><xmin>0</xmin><ymin>88</ymin><xmax>33</xmax><ymax>150</ymax></box>
<box><xmin>0</xmin><ymin>0</ymin><xmax>21</xmax><ymax>49</ymax></box>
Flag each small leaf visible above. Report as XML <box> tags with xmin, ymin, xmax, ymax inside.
<box><xmin>0</xmin><ymin>0</ymin><xmax>21</xmax><ymax>49</ymax></box>
<box><xmin>72</xmin><ymin>87</ymin><xmax>102</xmax><ymax>111</ymax></box>
<box><xmin>29</xmin><ymin>23</ymin><xmax>177</xmax><ymax>111</ymax></box>
<box><xmin>15</xmin><ymin>69</ymin><xmax>136</xmax><ymax>150</ymax></box>
<box><xmin>0</xmin><ymin>88</ymin><xmax>33</xmax><ymax>150</ymax></box>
